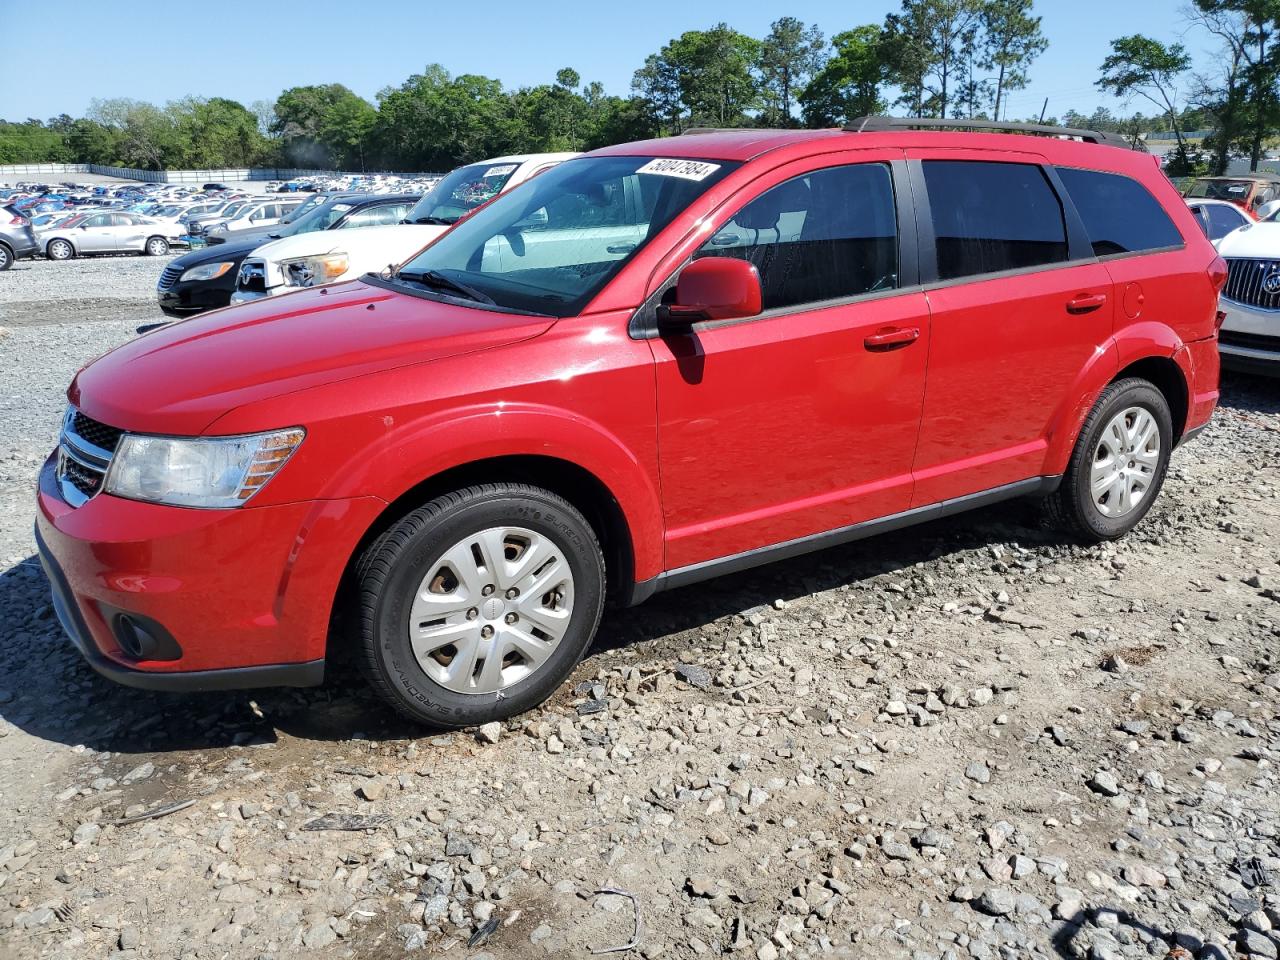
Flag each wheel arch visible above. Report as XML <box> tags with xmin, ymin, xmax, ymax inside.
<box><xmin>47</xmin><ymin>236</ymin><xmax>74</xmax><ymax>257</ymax></box>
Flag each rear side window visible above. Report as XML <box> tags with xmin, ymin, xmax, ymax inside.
<box><xmin>923</xmin><ymin>160</ymin><xmax>1067</xmax><ymax>280</ymax></box>
<box><xmin>1056</xmin><ymin>167</ymin><xmax>1183</xmax><ymax>256</ymax></box>
<box><xmin>695</xmin><ymin>162</ymin><xmax>899</xmax><ymax>311</ymax></box>
<box><xmin>1205</xmin><ymin>202</ymin><xmax>1246</xmax><ymax>240</ymax></box>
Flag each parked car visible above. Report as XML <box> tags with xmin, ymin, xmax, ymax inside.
<box><xmin>41</xmin><ymin>211</ymin><xmax>185</xmax><ymax>260</ymax></box>
<box><xmin>0</xmin><ymin>203</ymin><xmax>39</xmax><ymax>270</ymax></box>
<box><xmin>1214</xmin><ymin>209</ymin><xmax>1280</xmax><ymax>375</ymax></box>
<box><xmin>1183</xmin><ymin>173</ymin><xmax>1280</xmax><ymax>219</ymax></box>
<box><xmin>230</xmin><ymin>154</ymin><xmax>574</xmax><ymax>304</ymax></box>
<box><xmin>36</xmin><ymin>120</ymin><xmax>1223</xmax><ymax>726</ymax></box>
<box><xmin>200</xmin><ymin>194</ymin><xmax>331</xmax><ymax>246</ymax></box>
<box><xmin>157</xmin><ymin>194</ymin><xmax>421</xmax><ymax>318</ymax></box>
<box><xmin>1186</xmin><ymin>198</ymin><xmax>1251</xmax><ymax>246</ymax></box>
<box><xmin>203</xmin><ymin>198</ymin><xmax>306</xmax><ymax>237</ymax></box>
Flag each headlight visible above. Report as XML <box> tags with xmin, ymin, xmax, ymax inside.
<box><xmin>104</xmin><ymin>428</ymin><xmax>305</xmax><ymax>508</ymax></box>
<box><xmin>282</xmin><ymin>253</ymin><xmax>349</xmax><ymax>287</ymax></box>
<box><xmin>178</xmin><ymin>261</ymin><xmax>234</xmax><ymax>282</ymax></box>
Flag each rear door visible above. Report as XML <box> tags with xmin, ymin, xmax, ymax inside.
<box><xmin>908</xmin><ymin>150</ymin><xmax>1115</xmax><ymax>506</ymax></box>
<box><xmin>651</xmin><ymin>150</ymin><xmax>931</xmax><ymax>569</ymax></box>
<box><xmin>112</xmin><ymin>213</ymin><xmax>148</xmax><ymax>252</ymax></box>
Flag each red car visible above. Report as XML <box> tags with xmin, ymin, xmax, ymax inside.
<box><xmin>37</xmin><ymin>119</ymin><xmax>1225</xmax><ymax>727</ymax></box>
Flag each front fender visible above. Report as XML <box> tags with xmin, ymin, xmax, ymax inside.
<box><xmin>315</xmin><ymin>402</ymin><xmax>665</xmax><ymax>583</ymax></box>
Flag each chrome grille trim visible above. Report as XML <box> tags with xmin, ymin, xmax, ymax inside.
<box><xmin>157</xmin><ymin>263</ymin><xmax>183</xmax><ymax>290</ymax></box>
<box><xmin>1223</xmin><ymin>257</ymin><xmax>1280</xmax><ymax>312</ymax></box>
<box><xmin>55</xmin><ymin>407</ymin><xmax>119</xmax><ymax>507</ymax></box>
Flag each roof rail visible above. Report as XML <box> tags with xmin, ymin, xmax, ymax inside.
<box><xmin>845</xmin><ymin>116</ymin><xmax>1133</xmax><ymax>149</ymax></box>
<box><xmin>679</xmin><ymin>127</ymin><xmax>791</xmax><ymax>136</ymax></box>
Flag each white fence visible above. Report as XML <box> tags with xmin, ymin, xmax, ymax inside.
<box><xmin>0</xmin><ymin>163</ymin><xmax>437</xmax><ymax>183</ymax></box>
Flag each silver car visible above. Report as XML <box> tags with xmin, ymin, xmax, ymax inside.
<box><xmin>42</xmin><ymin>211</ymin><xmax>184</xmax><ymax>260</ymax></box>
<box><xmin>204</xmin><ymin>198</ymin><xmax>306</xmax><ymax>236</ymax></box>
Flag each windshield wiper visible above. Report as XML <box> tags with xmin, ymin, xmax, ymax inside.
<box><xmin>396</xmin><ymin>269</ymin><xmax>495</xmax><ymax>305</ymax></box>
<box><xmin>409</xmin><ymin>215</ymin><xmax>456</xmax><ymax>226</ymax></box>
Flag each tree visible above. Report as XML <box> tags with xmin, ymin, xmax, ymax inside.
<box><xmin>799</xmin><ymin>26</ymin><xmax>888</xmax><ymax>126</ymax></box>
<box><xmin>1187</xmin><ymin>0</ymin><xmax>1280</xmax><ymax>172</ymax></box>
<box><xmin>272</xmin><ymin>84</ymin><xmax>374</xmax><ymax>168</ymax></box>
<box><xmin>632</xmin><ymin>25</ymin><xmax>761</xmax><ymax>131</ymax></box>
<box><xmin>318</xmin><ymin>95</ymin><xmax>377</xmax><ymax>170</ymax></box>
<box><xmin>757</xmin><ymin>17</ymin><xmax>828</xmax><ymax>125</ymax></box>
<box><xmin>980</xmin><ymin>0</ymin><xmax>1048</xmax><ymax>120</ymax></box>
<box><xmin>882</xmin><ymin>0</ymin><xmax>984</xmax><ymax>118</ymax></box>
<box><xmin>1097</xmin><ymin>35</ymin><xmax>1193</xmax><ymax>172</ymax></box>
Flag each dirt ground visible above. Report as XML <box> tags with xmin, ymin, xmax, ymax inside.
<box><xmin>1</xmin><ymin>261</ymin><xmax>1278</xmax><ymax>960</ymax></box>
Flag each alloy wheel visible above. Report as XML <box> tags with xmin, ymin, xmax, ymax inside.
<box><xmin>1090</xmin><ymin>405</ymin><xmax>1161</xmax><ymax>518</ymax></box>
<box><xmin>407</xmin><ymin>526</ymin><xmax>575</xmax><ymax>694</ymax></box>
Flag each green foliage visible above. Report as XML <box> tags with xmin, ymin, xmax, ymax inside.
<box><xmin>632</xmin><ymin>24</ymin><xmax>762</xmax><ymax>132</ymax></box>
<box><xmin>1097</xmin><ymin>34</ymin><xmax>1194</xmax><ymax>167</ymax></box>
<box><xmin>799</xmin><ymin>26</ymin><xmax>888</xmax><ymax>126</ymax></box>
<box><xmin>757</xmin><ymin>17</ymin><xmax>828</xmax><ymax>125</ymax></box>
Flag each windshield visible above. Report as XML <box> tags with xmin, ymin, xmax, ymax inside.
<box><xmin>1186</xmin><ymin>179</ymin><xmax>1254</xmax><ymax>200</ymax></box>
<box><xmin>404</xmin><ymin>162</ymin><xmax>524</xmax><ymax>225</ymax></box>
<box><xmin>392</xmin><ymin>155</ymin><xmax>740</xmax><ymax>317</ymax></box>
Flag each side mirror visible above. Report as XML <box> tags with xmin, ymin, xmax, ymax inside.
<box><xmin>1256</xmin><ymin>198</ymin><xmax>1280</xmax><ymax>221</ymax></box>
<box><xmin>658</xmin><ymin>257</ymin><xmax>762</xmax><ymax>332</ymax></box>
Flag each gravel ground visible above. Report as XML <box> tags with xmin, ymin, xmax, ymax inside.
<box><xmin>0</xmin><ymin>272</ymin><xmax>1278</xmax><ymax>960</ymax></box>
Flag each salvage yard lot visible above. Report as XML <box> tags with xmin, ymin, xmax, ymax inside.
<box><xmin>1</xmin><ymin>256</ymin><xmax>1279</xmax><ymax>960</ymax></box>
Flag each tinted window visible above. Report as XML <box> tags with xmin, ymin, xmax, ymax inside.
<box><xmin>1057</xmin><ymin>167</ymin><xmax>1182</xmax><ymax>256</ymax></box>
<box><xmin>1205</xmin><ymin>203</ymin><xmax>1246</xmax><ymax>240</ymax></box>
<box><xmin>695</xmin><ymin>163</ymin><xmax>898</xmax><ymax>311</ymax></box>
<box><xmin>924</xmin><ymin>160</ymin><xmax>1067</xmax><ymax>280</ymax></box>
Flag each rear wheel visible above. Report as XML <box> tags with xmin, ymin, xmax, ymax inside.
<box><xmin>46</xmin><ymin>238</ymin><xmax>73</xmax><ymax>261</ymax></box>
<box><xmin>0</xmin><ymin>243</ymin><xmax>11</xmax><ymax>271</ymax></box>
<box><xmin>144</xmin><ymin>236</ymin><xmax>169</xmax><ymax>256</ymax></box>
<box><xmin>1046</xmin><ymin>377</ymin><xmax>1173</xmax><ymax>541</ymax></box>
<box><xmin>354</xmin><ymin>484</ymin><xmax>605</xmax><ymax>728</ymax></box>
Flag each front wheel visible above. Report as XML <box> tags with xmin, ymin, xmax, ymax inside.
<box><xmin>1046</xmin><ymin>377</ymin><xmax>1173</xmax><ymax>541</ymax></box>
<box><xmin>0</xmin><ymin>243</ymin><xmax>12</xmax><ymax>271</ymax></box>
<box><xmin>46</xmin><ymin>239</ymin><xmax>74</xmax><ymax>261</ymax></box>
<box><xmin>144</xmin><ymin>236</ymin><xmax>169</xmax><ymax>256</ymax></box>
<box><xmin>354</xmin><ymin>484</ymin><xmax>605</xmax><ymax>727</ymax></box>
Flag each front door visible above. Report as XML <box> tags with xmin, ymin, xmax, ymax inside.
<box><xmin>651</xmin><ymin>153</ymin><xmax>930</xmax><ymax>570</ymax></box>
<box><xmin>76</xmin><ymin>213</ymin><xmax>117</xmax><ymax>253</ymax></box>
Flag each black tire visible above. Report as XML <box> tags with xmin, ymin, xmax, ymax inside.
<box><xmin>46</xmin><ymin>238</ymin><xmax>74</xmax><ymax>261</ymax></box>
<box><xmin>1046</xmin><ymin>377</ymin><xmax>1173</xmax><ymax>541</ymax></box>
<box><xmin>0</xmin><ymin>243</ymin><xmax>12</xmax><ymax>271</ymax></box>
<box><xmin>144</xmin><ymin>236</ymin><xmax>169</xmax><ymax>256</ymax></box>
<box><xmin>354</xmin><ymin>483</ymin><xmax>605</xmax><ymax>728</ymax></box>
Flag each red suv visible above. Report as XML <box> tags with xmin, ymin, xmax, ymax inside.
<box><xmin>37</xmin><ymin>119</ymin><xmax>1225</xmax><ymax>727</ymax></box>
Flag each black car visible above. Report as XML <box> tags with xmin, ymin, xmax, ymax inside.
<box><xmin>156</xmin><ymin>193</ymin><xmax>420</xmax><ymax>317</ymax></box>
<box><xmin>0</xmin><ymin>204</ymin><xmax>39</xmax><ymax>271</ymax></box>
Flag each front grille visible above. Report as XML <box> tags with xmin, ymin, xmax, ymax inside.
<box><xmin>72</xmin><ymin>411</ymin><xmax>123</xmax><ymax>452</ymax></box>
<box><xmin>238</xmin><ymin>260</ymin><xmax>266</xmax><ymax>292</ymax></box>
<box><xmin>1223</xmin><ymin>258</ymin><xmax>1280</xmax><ymax>311</ymax></box>
<box><xmin>1219</xmin><ymin>329</ymin><xmax>1280</xmax><ymax>352</ymax></box>
<box><xmin>56</xmin><ymin>408</ymin><xmax>120</xmax><ymax>506</ymax></box>
<box><xmin>158</xmin><ymin>263</ymin><xmax>182</xmax><ymax>290</ymax></box>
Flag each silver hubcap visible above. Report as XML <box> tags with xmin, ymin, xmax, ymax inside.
<box><xmin>1090</xmin><ymin>405</ymin><xmax>1161</xmax><ymax>518</ymax></box>
<box><xmin>51</xmin><ymin>242</ymin><xmax>69</xmax><ymax>258</ymax></box>
<box><xmin>408</xmin><ymin>526</ymin><xmax>574</xmax><ymax>695</ymax></box>
<box><xmin>149</xmin><ymin>240</ymin><xmax>165</xmax><ymax>254</ymax></box>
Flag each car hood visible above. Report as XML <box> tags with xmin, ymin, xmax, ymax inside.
<box><xmin>70</xmin><ymin>279</ymin><xmax>555</xmax><ymax>436</ymax></box>
<box><xmin>250</xmin><ymin>224</ymin><xmax>447</xmax><ymax>268</ymax></box>
<box><xmin>1216</xmin><ymin>220</ymin><xmax>1280</xmax><ymax>258</ymax></box>
<box><xmin>170</xmin><ymin>235</ymin><xmax>267</xmax><ymax>268</ymax></box>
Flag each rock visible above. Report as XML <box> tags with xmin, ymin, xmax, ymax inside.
<box><xmin>675</xmin><ymin>664</ymin><xmax>711</xmax><ymax>689</ymax></box>
<box><xmin>301</xmin><ymin>922</ymin><xmax>337</xmax><ymax>948</ymax></box>
<box><xmin>420</xmin><ymin>894</ymin><xmax>449</xmax><ymax>925</ymax></box>
<box><xmin>530</xmin><ymin>924</ymin><xmax>553</xmax><ymax>944</ymax></box>
<box><xmin>357</xmin><ymin>778</ymin><xmax>387</xmax><ymax>802</ymax></box>
<box><xmin>1088</xmin><ymin>769</ymin><xmax>1122</xmax><ymax>797</ymax></box>
<box><xmin>1123</xmin><ymin>863</ymin><xmax>1167</xmax><ymax>888</ymax></box>
<box><xmin>975</xmin><ymin>886</ymin><xmax>1017</xmax><ymax>916</ymax></box>
<box><xmin>118</xmin><ymin>926</ymin><xmax>139</xmax><ymax>950</ymax></box>
<box><xmin>476</xmin><ymin>722</ymin><xmax>502</xmax><ymax>744</ymax></box>
<box><xmin>72</xmin><ymin>823</ymin><xmax>100</xmax><ymax>845</ymax></box>
<box><xmin>121</xmin><ymin>762</ymin><xmax>154</xmax><ymax>784</ymax></box>
<box><xmin>1238</xmin><ymin>929</ymin><xmax>1278</xmax><ymax>958</ymax></box>
<box><xmin>965</xmin><ymin>762</ymin><xmax>991</xmax><ymax>784</ymax></box>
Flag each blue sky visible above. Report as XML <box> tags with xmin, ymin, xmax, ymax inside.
<box><xmin>0</xmin><ymin>0</ymin><xmax>1206</xmax><ymax>122</ymax></box>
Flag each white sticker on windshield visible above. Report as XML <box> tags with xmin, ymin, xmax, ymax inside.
<box><xmin>637</xmin><ymin>158</ymin><xmax>722</xmax><ymax>181</ymax></box>
<box><xmin>484</xmin><ymin>164</ymin><xmax>518</xmax><ymax>177</ymax></box>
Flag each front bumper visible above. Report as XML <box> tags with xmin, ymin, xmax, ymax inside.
<box><xmin>1219</xmin><ymin>299</ymin><xmax>1280</xmax><ymax>374</ymax></box>
<box><xmin>35</xmin><ymin>455</ymin><xmax>385</xmax><ymax>691</ymax></box>
<box><xmin>157</xmin><ymin>279</ymin><xmax>236</xmax><ymax>317</ymax></box>
<box><xmin>230</xmin><ymin>287</ymin><xmax>282</xmax><ymax>304</ymax></box>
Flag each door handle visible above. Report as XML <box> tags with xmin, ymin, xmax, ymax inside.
<box><xmin>606</xmin><ymin>243</ymin><xmax>637</xmax><ymax>255</ymax></box>
<box><xmin>864</xmin><ymin>327</ymin><xmax>920</xmax><ymax>350</ymax></box>
<box><xmin>1066</xmin><ymin>293</ymin><xmax>1107</xmax><ymax>314</ymax></box>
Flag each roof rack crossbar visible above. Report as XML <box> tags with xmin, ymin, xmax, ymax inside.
<box><xmin>844</xmin><ymin>116</ymin><xmax>1133</xmax><ymax>149</ymax></box>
